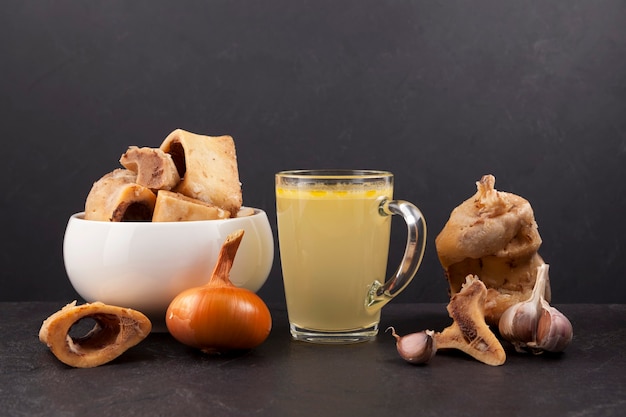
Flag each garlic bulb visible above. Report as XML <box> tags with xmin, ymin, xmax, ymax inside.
<box><xmin>498</xmin><ymin>263</ymin><xmax>573</xmax><ymax>354</ymax></box>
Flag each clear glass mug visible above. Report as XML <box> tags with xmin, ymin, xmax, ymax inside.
<box><xmin>275</xmin><ymin>170</ymin><xmax>427</xmax><ymax>343</ymax></box>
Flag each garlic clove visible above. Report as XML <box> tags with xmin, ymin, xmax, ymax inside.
<box><xmin>498</xmin><ymin>300</ymin><xmax>540</xmax><ymax>353</ymax></box>
<box><xmin>534</xmin><ymin>301</ymin><xmax>573</xmax><ymax>353</ymax></box>
<box><xmin>387</xmin><ymin>327</ymin><xmax>437</xmax><ymax>364</ymax></box>
<box><xmin>497</xmin><ymin>264</ymin><xmax>546</xmax><ymax>354</ymax></box>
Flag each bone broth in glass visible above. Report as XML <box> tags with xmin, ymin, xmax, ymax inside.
<box><xmin>276</xmin><ymin>170</ymin><xmax>427</xmax><ymax>343</ymax></box>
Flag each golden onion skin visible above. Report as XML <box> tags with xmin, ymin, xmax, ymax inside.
<box><xmin>165</xmin><ymin>229</ymin><xmax>272</xmax><ymax>353</ymax></box>
<box><xmin>166</xmin><ymin>285</ymin><xmax>272</xmax><ymax>353</ymax></box>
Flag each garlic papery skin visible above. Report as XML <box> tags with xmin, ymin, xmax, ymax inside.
<box><xmin>534</xmin><ymin>300</ymin><xmax>573</xmax><ymax>352</ymax></box>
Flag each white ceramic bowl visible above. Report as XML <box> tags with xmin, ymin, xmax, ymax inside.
<box><xmin>63</xmin><ymin>208</ymin><xmax>274</xmax><ymax>331</ymax></box>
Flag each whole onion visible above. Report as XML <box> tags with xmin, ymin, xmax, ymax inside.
<box><xmin>166</xmin><ymin>229</ymin><xmax>272</xmax><ymax>353</ymax></box>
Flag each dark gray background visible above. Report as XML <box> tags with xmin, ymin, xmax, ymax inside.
<box><xmin>2</xmin><ymin>0</ymin><xmax>625</xmax><ymax>304</ymax></box>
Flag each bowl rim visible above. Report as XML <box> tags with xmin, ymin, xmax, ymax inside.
<box><xmin>69</xmin><ymin>207</ymin><xmax>267</xmax><ymax>224</ymax></box>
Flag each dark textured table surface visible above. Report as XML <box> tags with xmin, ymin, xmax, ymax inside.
<box><xmin>1</xmin><ymin>302</ymin><xmax>624</xmax><ymax>417</ymax></box>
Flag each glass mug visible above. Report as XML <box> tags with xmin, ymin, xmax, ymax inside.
<box><xmin>275</xmin><ymin>170</ymin><xmax>427</xmax><ymax>343</ymax></box>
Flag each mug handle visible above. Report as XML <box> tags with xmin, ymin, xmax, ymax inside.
<box><xmin>366</xmin><ymin>199</ymin><xmax>427</xmax><ymax>311</ymax></box>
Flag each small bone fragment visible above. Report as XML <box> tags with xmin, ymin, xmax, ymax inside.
<box><xmin>434</xmin><ymin>276</ymin><xmax>506</xmax><ymax>366</ymax></box>
<box><xmin>152</xmin><ymin>190</ymin><xmax>230</xmax><ymax>222</ymax></box>
<box><xmin>119</xmin><ymin>146</ymin><xmax>180</xmax><ymax>191</ymax></box>
<box><xmin>84</xmin><ymin>169</ymin><xmax>156</xmax><ymax>221</ymax></box>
